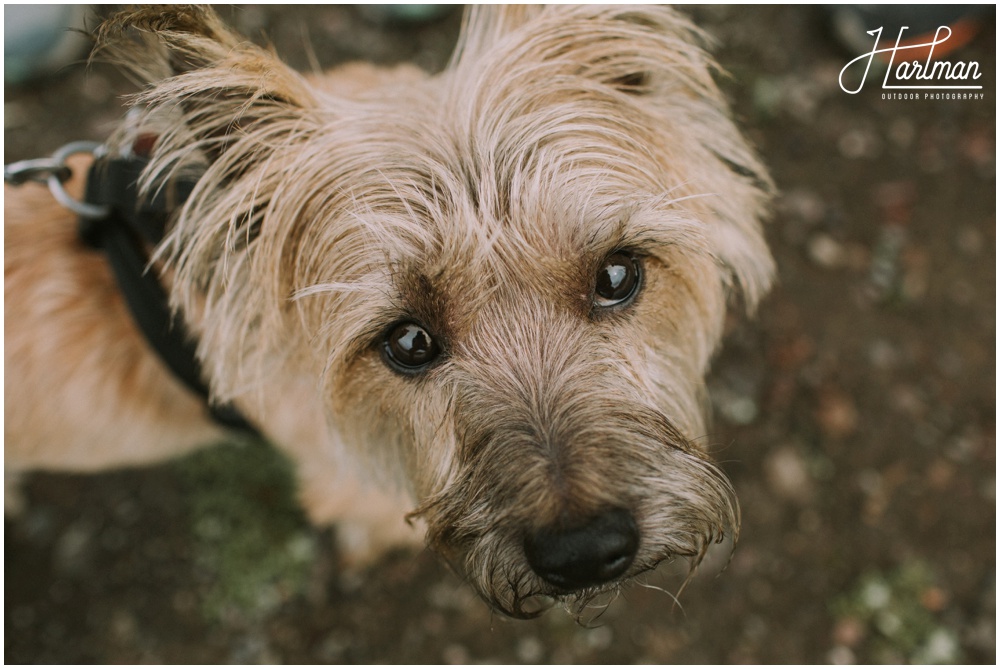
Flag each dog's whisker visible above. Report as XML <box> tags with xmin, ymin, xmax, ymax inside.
<box><xmin>636</xmin><ymin>579</ymin><xmax>687</xmax><ymax>616</ymax></box>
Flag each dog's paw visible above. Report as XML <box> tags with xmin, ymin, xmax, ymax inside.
<box><xmin>297</xmin><ymin>472</ymin><xmax>424</xmax><ymax>567</ymax></box>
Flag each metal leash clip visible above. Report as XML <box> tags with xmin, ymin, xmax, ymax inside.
<box><xmin>4</xmin><ymin>140</ymin><xmax>112</xmax><ymax>219</ymax></box>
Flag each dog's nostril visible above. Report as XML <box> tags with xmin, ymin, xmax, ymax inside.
<box><xmin>524</xmin><ymin>508</ymin><xmax>639</xmax><ymax>591</ymax></box>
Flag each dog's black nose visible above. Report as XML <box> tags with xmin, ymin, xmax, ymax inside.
<box><xmin>524</xmin><ymin>508</ymin><xmax>639</xmax><ymax>591</ymax></box>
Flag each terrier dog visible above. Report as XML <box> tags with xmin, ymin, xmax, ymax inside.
<box><xmin>4</xmin><ymin>5</ymin><xmax>773</xmax><ymax>617</ymax></box>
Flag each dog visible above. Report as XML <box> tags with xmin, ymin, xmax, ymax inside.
<box><xmin>4</xmin><ymin>5</ymin><xmax>773</xmax><ymax>618</ymax></box>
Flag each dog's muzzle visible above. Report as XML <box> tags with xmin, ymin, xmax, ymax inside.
<box><xmin>523</xmin><ymin>507</ymin><xmax>639</xmax><ymax>591</ymax></box>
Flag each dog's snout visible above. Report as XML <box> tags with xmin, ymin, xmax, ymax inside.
<box><xmin>524</xmin><ymin>508</ymin><xmax>639</xmax><ymax>591</ymax></box>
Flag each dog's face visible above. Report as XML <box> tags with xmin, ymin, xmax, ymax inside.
<box><xmin>104</xmin><ymin>6</ymin><xmax>773</xmax><ymax>616</ymax></box>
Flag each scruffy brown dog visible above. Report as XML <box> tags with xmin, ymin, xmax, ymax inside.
<box><xmin>5</xmin><ymin>6</ymin><xmax>773</xmax><ymax>617</ymax></box>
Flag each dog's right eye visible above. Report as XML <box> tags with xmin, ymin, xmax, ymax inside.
<box><xmin>593</xmin><ymin>251</ymin><xmax>642</xmax><ymax>310</ymax></box>
<box><xmin>382</xmin><ymin>321</ymin><xmax>440</xmax><ymax>374</ymax></box>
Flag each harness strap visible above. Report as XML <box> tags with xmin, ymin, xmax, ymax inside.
<box><xmin>78</xmin><ymin>154</ymin><xmax>259</xmax><ymax>435</ymax></box>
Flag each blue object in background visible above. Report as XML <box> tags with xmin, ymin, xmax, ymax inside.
<box><xmin>5</xmin><ymin>4</ymin><xmax>90</xmax><ymax>86</ymax></box>
<box><xmin>358</xmin><ymin>5</ymin><xmax>456</xmax><ymax>25</ymax></box>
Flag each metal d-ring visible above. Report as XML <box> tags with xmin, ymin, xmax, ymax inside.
<box><xmin>48</xmin><ymin>141</ymin><xmax>112</xmax><ymax>219</ymax></box>
<box><xmin>2</xmin><ymin>156</ymin><xmax>71</xmax><ymax>185</ymax></box>
<box><xmin>4</xmin><ymin>140</ymin><xmax>112</xmax><ymax>219</ymax></box>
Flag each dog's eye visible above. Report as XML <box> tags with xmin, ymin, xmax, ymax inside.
<box><xmin>383</xmin><ymin>321</ymin><xmax>440</xmax><ymax>373</ymax></box>
<box><xmin>594</xmin><ymin>252</ymin><xmax>641</xmax><ymax>309</ymax></box>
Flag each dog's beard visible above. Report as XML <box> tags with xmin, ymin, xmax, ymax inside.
<box><xmin>411</xmin><ymin>405</ymin><xmax>739</xmax><ymax>619</ymax></box>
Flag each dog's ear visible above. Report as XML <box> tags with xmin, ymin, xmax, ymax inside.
<box><xmin>451</xmin><ymin>6</ymin><xmax>774</xmax><ymax>311</ymax></box>
<box><xmin>451</xmin><ymin>6</ymin><xmax>718</xmax><ymax>99</ymax></box>
<box><xmin>91</xmin><ymin>7</ymin><xmax>330</xmax><ymax>399</ymax></box>
<box><xmin>95</xmin><ymin>6</ymin><xmax>319</xmax><ymax>167</ymax></box>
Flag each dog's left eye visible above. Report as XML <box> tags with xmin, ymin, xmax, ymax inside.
<box><xmin>594</xmin><ymin>252</ymin><xmax>642</xmax><ymax>309</ymax></box>
<box><xmin>382</xmin><ymin>321</ymin><xmax>440</xmax><ymax>374</ymax></box>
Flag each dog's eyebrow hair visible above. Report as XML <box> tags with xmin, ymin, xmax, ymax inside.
<box><xmin>711</xmin><ymin>151</ymin><xmax>770</xmax><ymax>192</ymax></box>
<box><xmin>396</xmin><ymin>268</ymin><xmax>451</xmax><ymax>332</ymax></box>
<box><xmin>579</xmin><ymin>202</ymin><xmax>708</xmax><ymax>260</ymax></box>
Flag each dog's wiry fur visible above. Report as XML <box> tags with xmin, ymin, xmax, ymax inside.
<box><xmin>5</xmin><ymin>6</ymin><xmax>773</xmax><ymax>617</ymax></box>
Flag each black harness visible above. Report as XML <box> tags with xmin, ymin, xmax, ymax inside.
<box><xmin>76</xmin><ymin>148</ymin><xmax>259</xmax><ymax>435</ymax></box>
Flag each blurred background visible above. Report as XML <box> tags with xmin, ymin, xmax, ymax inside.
<box><xmin>4</xmin><ymin>5</ymin><xmax>995</xmax><ymax>663</ymax></box>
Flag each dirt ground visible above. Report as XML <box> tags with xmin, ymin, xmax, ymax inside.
<box><xmin>4</xmin><ymin>5</ymin><xmax>995</xmax><ymax>664</ymax></box>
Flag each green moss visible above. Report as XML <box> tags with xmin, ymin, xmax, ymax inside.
<box><xmin>831</xmin><ymin>560</ymin><xmax>962</xmax><ymax>663</ymax></box>
<box><xmin>173</xmin><ymin>439</ymin><xmax>316</xmax><ymax>622</ymax></box>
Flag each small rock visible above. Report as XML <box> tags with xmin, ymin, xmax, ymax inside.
<box><xmin>587</xmin><ymin>626</ymin><xmax>614</xmax><ymax>650</ymax></box>
<box><xmin>955</xmin><ymin>226</ymin><xmax>983</xmax><ymax>256</ymax></box>
<box><xmin>913</xmin><ymin>628</ymin><xmax>961</xmax><ymax>664</ymax></box>
<box><xmin>428</xmin><ymin>580</ymin><xmax>476</xmax><ymax>611</ymax></box>
<box><xmin>827</xmin><ymin>644</ymin><xmax>856</xmax><ymax>664</ymax></box>
<box><xmin>807</xmin><ymin>234</ymin><xmax>844</xmax><ymax>269</ymax></box>
<box><xmin>229</xmin><ymin>633</ymin><xmax>281</xmax><ymax>664</ymax></box>
<box><xmin>867</xmin><ymin>339</ymin><xmax>899</xmax><ymax>370</ymax></box>
<box><xmin>832</xmin><ymin>617</ymin><xmax>865</xmax><ymax>647</ymax></box>
<box><xmin>919</xmin><ymin>586</ymin><xmax>948</xmax><ymax>613</ymax></box>
<box><xmin>516</xmin><ymin>636</ymin><xmax>545</xmax><ymax>663</ymax></box>
<box><xmin>742</xmin><ymin>615</ymin><xmax>767</xmax><ymax>641</ymax></box>
<box><xmin>815</xmin><ymin>387</ymin><xmax>859</xmax><ymax>439</ymax></box>
<box><xmin>316</xmin><ymin>632</ymin><xmax>350</xmax><ymax>663</ymax></box>
<box><xmin>780</xmin><ymin>188</ymin><xmax>826</xmax><ymax>226</ymax></box>
<box><xmin>856</xmin><ymin>469</ymin><xmax>883</xmax><ymax>497</ymax></box>
<box><xmin>54</xmin><ymin>523</ymin><xmax>93</xmax><ymax>574</ymax></box>
<box><xmin>838</xmin><ymin>127</ymin><xmax>881</xmax><ymax>160</ymax></box>
<box><xmin>575</xmin><ymin>625</ymin><xmax>614</xmax><ymax>653</ymax></box>
<box><xmin>764</xmin><ymin>446</ymin><xmax>813</xmax><ymax>503</ymax></box>
<box><xmin>110</xmin><ymin>609</ymin><xmax>138</xmax><ymax>643</ymax></box>
<box><xmin>926</xmin><ymin>459</ymin><xmax>956</xmax><ymax>491</ymax></box>
<box><xmin>719</xmin><ymin>394</ymin><xmax>759</xmax><ymax>426</ymax></box>
<box><xmin>890</xmin><ymin>385</ymin><xmax>925</xmax><ymax>417</ymax></box>
<box><xmin>861</xmin><ymin>579</ymin><xmax>892</xmax><ymax>611</ymax></box>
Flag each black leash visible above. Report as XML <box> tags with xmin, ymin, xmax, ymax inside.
<box><xmin>6</xmin><ymin>142</ymin><xmax>259</xmax><ymax>436</ymax></box>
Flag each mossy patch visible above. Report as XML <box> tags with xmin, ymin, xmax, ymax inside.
<box><xmin>831</xmin><ymin>560</ymin><xmax>962</xmax><ymax>663</ymax></box>
<box><xmin>173</xmin><ymin>439</ymin><xmax>316</xmax><ymax>623</ymax></box>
